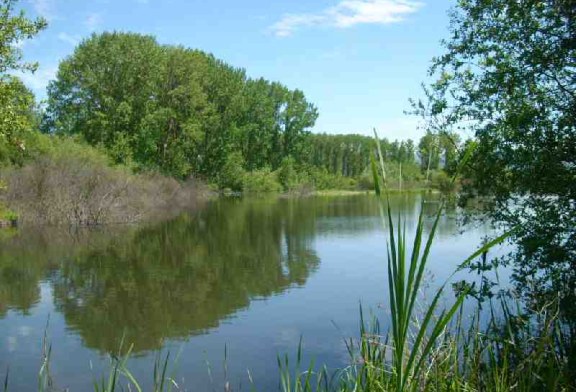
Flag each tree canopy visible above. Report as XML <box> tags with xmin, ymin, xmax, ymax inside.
<box><xmin>417</xmin><ymin>0</ymin><xmax>576</xmax><ymax>320</ymax></box>
<box><xmin>44</xmin><ymin>32</ymin><xmax>319</xmax><ymax>181</ymax></box>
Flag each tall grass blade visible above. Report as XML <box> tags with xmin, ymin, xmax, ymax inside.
<box><xmin>370</xmin><ymin>130</ymin><xmax>509</xmax><ymax>391</ymax></box>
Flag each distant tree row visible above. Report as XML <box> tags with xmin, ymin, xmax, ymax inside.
<box><xmin>306</xmin><ymin>132</ymin><xmax>459</xmax><ymax>178</ymax></box>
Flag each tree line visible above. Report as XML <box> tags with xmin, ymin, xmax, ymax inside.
<box><xmin>1</xmin><ymin>27</ymin><xmax>461</xmax><ymax>195</ymax></box>
<box><xmin>0</xmin><ymin>6</ymin><xmax>461</xmax><ymax>226</ymax></box>
<box><xmin>40</xmin><ymin>31</ymin><xmax>460</xmax><ymax>191</ymax></box>
<box><xmin>42</xmin><ymin>32</ymin><xmax>319</xmax><ymax>182</ymax></box>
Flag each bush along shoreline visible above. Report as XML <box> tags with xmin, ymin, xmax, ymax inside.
<box><xmin>0</xmin><ymin>136</ymin><xmax>210</xmax><ymax>227</ymax></box>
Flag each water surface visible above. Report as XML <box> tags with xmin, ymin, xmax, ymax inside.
<box><xmin>0</xmin><ymin>194</ymin><xmax>504</xmax><ymax>390</ymax></box>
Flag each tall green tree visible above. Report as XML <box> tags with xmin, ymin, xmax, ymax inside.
<box><xmin>416</xmin><ymin>0</ymin><xmax>576</xmax><ymax>326</ymax></box>
<box><xmin>140</xmin><ymin>46</ymin><xmax>211</xmax><ymax>177</ymax></box>
<box><xmin>234</xmin><ymin>78</ymin><xmax>277</xmax><ymax>171</ymax></box>
<box><xmin>279</xmin><ymin>89</ymin><xmax>318</xmax><ymax>165</ymax></box>
<box><xmin>44</xmin><ymin>32</ymin><xmax>318</xmax><ymax>181</ymax></box>
<box><xmin>44</xmin><ymin>33</ymin><xmax>162</xmax><ymax>164</ymax></box>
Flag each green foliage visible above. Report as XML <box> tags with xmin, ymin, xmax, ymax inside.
<box><xmin>44</xmin><ymin>135</ymin><xmax>112</xmax><ymax>165</ymax></box>
<box><xmin>0</xmin><ymin>202</ymin><xmax>17</xmax><ymax>222</ymax></box>
<box><xmin>382</xmin><ymin>202</ymin><xmax>468</xmax><ymax>391</ymax></box>
<box><xmin>242</xmin><ymin>168</ymin><xmax>282</xmax><ymax>194</ymax></box>
<box><xmin>303</xmin><ymin>133</ymin><xmax>447</xmax><ymax>192</ymax></box>
<box><xmin>417</xmin><ymin>131</ymin><xmax>460</xmax><ymax>177</ymax></box>
<box><xmin>217</xmin><ymin>151</ymin><xmax>245</xmax><ymax>191</ymax></box>
<box><xmin>357</xmin><ymin>170</ymin><xmax>375</xmax><ymax>191</ymax></box>
<box><xmin>305</xmin><ymin>166</ymin><xmax>356</xmax><ymax>191</ymax></box>
<box><xmin>306</xmin><ymin>133</ymin><xmax>417</xmax><ymax>179</ymax></box>
<box><xmin>44</xmin><ymin>32</ymin><xmax>318</xmax><ymax>181</ymax></box>
<box><xmin>371</xmin><ymin>136</ymin><xmax>470</xmax><ymax>391</ymax></box>
<box><xmin>0</xmin><ymin>207</ymin><xmax>17</xmax><ymax>221</ymax></box>
<box><xmin>0</xmin><ymin>76</ymin><xmax>38</xmax><ymax>165</ymax></box>
<box><xmin>417</xmin><ymin>131</ymin><xmax>440</xmax><ymax>173</ymax></box>
<box><xmin>430</xmin><ymin>170</ymin><xmax>455</xmax><ymax>194</ymax></box>
<box><xmin>0</xmin><ymin>0</ymin><xmax>47</xmax><ymax>74</ymax></box>
<box><xmin>415</xmin><ymin>0</ymin><xmax>576</xmax><ymax>328</ymax></box>
<box><xmin>0</xmin><ymin>0</ymin><xmax>46</xmax><ymax>165</ymax></box>
<box><xmin>278</xmin><ymin>156</ymin><xmax>298</xmax><ymax>191</ymax></box>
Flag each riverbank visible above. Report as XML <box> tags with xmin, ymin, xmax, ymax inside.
<box><xmin>312</xmin><ymin>188</ymin><xmax>439</xmax><ymax>197</ymax></box>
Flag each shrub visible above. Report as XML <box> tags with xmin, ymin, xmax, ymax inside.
<box><xmin>278</xmin><ymin>156</ymin><xmax>299</xmax><ymax>191</ymax></box>
<box><xmin>0</xmin><ymin>202</ymin><xmax>18</xmax><ymax>223</ymax></box>
<box><xmin>370</xmin><ymin>162</ymin><xmax>424</xmax><ymax>190</ymax></box>
<box><xmin>242</xmin><ymin>168</ymin><xmax>282</xmax><ymax>194</ymax></box>
<box><xmin>306</xmin><ymin>166</ymin><xmax>355</xmax><ymax>191</ymax></box>
<box><xmin>357</xmin><ymin>170</ymin><xmax>375</xmax><ymax>190</ymax></box>
<box><xmin>217</xmin><ymin>152</ymin><xmax>245</xmax><ymax>191</ymax></box>
<box><xmin>431</xmin><ymin>170</ymin><xmax>456</xmax><ymax>194</ymax></box>
<box><xmin>0</xmin><ymin>137</ymin><xmax>205</xmax><ymax>225</ymax></box>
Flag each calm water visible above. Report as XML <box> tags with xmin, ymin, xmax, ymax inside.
<box><xmin>0</xmin><ymin>194</ymin><xmax>506</xmax><ymax>391</ymax></box>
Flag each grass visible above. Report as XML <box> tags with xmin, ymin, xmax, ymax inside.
<box><xmin>0</xmin><ymin>202</ymin><xmax>18</xmax><ymax>225</ymax></box>
<box><xmin>312</xmin><ymin>188</ymin><xmax>437</xmax><ymax>197</ymax></box>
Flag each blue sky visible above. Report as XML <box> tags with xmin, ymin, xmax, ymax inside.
<box><xmin>16</xmin><ymin>0</ymin><xmax>454</xmax><ymax>141</ymax></box>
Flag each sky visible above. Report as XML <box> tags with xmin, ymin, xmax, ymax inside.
<box><xmin>15</xmin><ymin>0</ymin><xmax>454</xmax><ymax>141</ymax></box>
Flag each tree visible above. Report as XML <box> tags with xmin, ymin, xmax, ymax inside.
<box><xmin>280</xmin><ymin>89</ymin><xmax>318</xmax><ymax>164</ymax></box>
<box><xmin>234</xmin><ymin>78</ymin><xmax>278</xmax><ymax>171</ymax></box>
<box><xmin>417</xmin><ymin>0</ymin><xmax>576</xmax><ymax>326</ymax></box>
<box><xmin>44</xmin><ymin>32</ymin><xmax>163</xmax><ymax>165</ymax></box>
<box><xmin>278</xmin><ymin>156</ymin><xmax>298</xmax><ymax>191</ymax></box>
<box><xmin>140</xmin><ymin>46</ymin><xmax>212</xmax><ymax>177</ymax></box>
<box><xmin>418</xmin><ymin>131</ymin><xmax>440</xmax><ymax>178</ymax></box>
<box><xmin>439</xmin><ymin>131</ymin><xmax>460</xmax><ymax>175</ymax></box>
<box><xmin>0</xmin><ymin>76</ymin><xmax>36</xmax><ymax>164</ymax></box>
<box><xmin>44</xmin><ymin>32</ymin><xmax>318</xmax><ymax>182</ymax></box>
<box><xmin>0</xmin><ymin>0</ymin><xmax>46</xmax><ymax>164</ymax></box>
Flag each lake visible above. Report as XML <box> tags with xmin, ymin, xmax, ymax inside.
<box><xmin>0</xmin><ymin>194</ymin><xmax>507</xmax><ymax>391</ymax></box>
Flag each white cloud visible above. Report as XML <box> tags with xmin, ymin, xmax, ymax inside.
<box><xmin>57</xmin><ymin>32</ymin><xmax>81</xmax><ymax>46</ymax></box>
<box><xmin>270</xmin><ymin>0</ymin><xmax>423</xmax><ymax>37</ymax></box>
<box><xmin>29</xmin><ymin>0</ymin><xmax>57</xmax><ymax>20</ymax></box>
<box><xmin>85</xmin><ymin>13</ymin><xmax>102</xmax><ymax>31</ymax></box>
<box><xmin>271</xmin><ymin>14</ymin><xmax>325</xmax><ymax>37</ymax></box>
